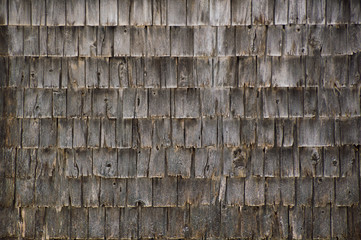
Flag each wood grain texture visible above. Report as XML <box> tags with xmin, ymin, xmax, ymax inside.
<box><xmin>1</xmin><ymin>0</ymin><xmax>361</xmax><ymax>239</ymax></box>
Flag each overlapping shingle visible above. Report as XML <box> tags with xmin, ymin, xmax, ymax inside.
<box><xmin>2</xmin><ymin>0</ymin><xmax>361</xmax><ymax>239</ymax></box>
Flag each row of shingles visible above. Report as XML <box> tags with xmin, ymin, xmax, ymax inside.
<box><xmin>12</xmin><ymin>117</ymin><xmax>361</xmax><ymax>149</ymax></box>
<box><xmin>1</xmin><ymin>24</ymin><xmax>361</xmax><ymax>57</ymax></box>
<box><xmin>0</xmin><ymin>139</ymin><xmax>359</xmax><ymax>180</ymax></box>
<box><xmin>2</xmin><ymin>168</ymin><xmax>359</xmax><ymax>209</ymax></box>
<box><xmin>1</xmin><ymin>86</ymin><xmax>360</xmax><ymax>120</ymax></box>
<box><xmin>1</xmin><ymin>0</ymin><xmax>360</xmax><ymax>27</ymax></box>
<box><xmin>1</xmin><ymin>145</ymin><xmax>359</xmax><ymax>210</ymax></box>
<box><xmin>2</xmin><ymin>116</ymin><xmax>361</xmax><ymax>149</ymax></box>
<box><xmin>5</xmin><ymin>205</ymin><xmax>356</xmax><ymax>239</ymax></box>
<box><xmin>1</xmin><ymin>143</ymin><xmax>359</xmax><ymax>180</ymax></box>
<box><xmin>1</xmin><ymin>55</ymin><xmax>361</xmax><ymax>89</ymax></box>
<box><xmin>2</xmin><ymin>203</ymin><xmax>360</xmax><ymax>238</ymax></box>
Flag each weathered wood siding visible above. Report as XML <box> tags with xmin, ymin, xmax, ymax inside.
<box><xmin>0</xmin><ymin>0</ymin><xmax>361</xmax><ymax>239</ymax></box>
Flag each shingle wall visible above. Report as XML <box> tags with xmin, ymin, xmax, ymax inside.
<box><xmin>0</xmin><ymin>0</ymin><xmax>361</xmax><ymax>239</ymax></box>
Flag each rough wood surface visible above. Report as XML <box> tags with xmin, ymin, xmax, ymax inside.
<box><xmin>1</xmin><ymin>0</ymin><xmax>361</xmax><ymax>239</ymax></box>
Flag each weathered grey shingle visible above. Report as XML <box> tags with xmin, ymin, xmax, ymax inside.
<box><xmin>214</xmin><ymin>57</ymin><xmax>237</xmax><ymax>87</ymax></box>
<box><xmin>122</xmin><ymin>88</ymin><xmax>148</xmax><ymax>118</ymax></box>
<box><xmin>105</xmin><ymin>207</ymin><xmax>120</xmax><ymax>238</ymax></box>
<box><xmin>47</xmin><ymin>27</ymin><xmax>64</xmax><ymax>56</ymax></box>
<box><xmin>140</xmin><ymin>208</ymin><xmax>166</xmax><ymax>237</ymax></box>
<box><xmin>263</xmin><ymin>88</ymin><xmax>288</xmax><ymax>118</ymax></box>
<box><xmin>82</xmin><ymin>176</ymin><xmax>100</xmax><ymax>207</ymax></box>
<box><xmin>40</xmin><ymin>119</ymin><xmax>57</xmax><ymax>148</ymax></box>
<box><xmin>272</xmin><ymin>56</ymin><xmax>305</xmax><ymax>87</ymax></box>
<box><xmin>116</xmin><ymin>119</ymin><xmax>134</xmax><ymax>148</ymax></box>
<box><xmin>338</xmin><ymin>118</ymin><xmax>361</xmax><ymax>145</ymax></box>
<box><xmin>15</xmin><ymin>178</ymin><xmax>33</xmax><ymax>207</ymax></box>
<box><xmin>299</xmin><ymin>119</ymin><xmax>335</xmax><ymax>147</ymax></box>
<box><xmin>313</xmin><ymin>206</ymin><xmax>331</xmax><ymax>238</ymax></box>
<box><xmin>245</xmin><ymin>176</ymin><xmax>265</xmax><ymax>206</ymax></box>
<box><xmin>167</xmin><ymin>148</ymin><xmax>192</xmax><ymax>177</ymax></box>
<box><xmin>87</xmin><ymin>118</ymin><xmax>100</xmax><ymax>148</ymax></box>
<box><xmin>0</xmin><ymin>0</ymin><xmax>7</xmax><ymax>25</ymax></box>
<box><xmin>149</xmin><ymin>147</ymin><xmax>165</xmax><ymax>177</ymax></box>
<box><xmin>99</xmin><ymin>0</ymin><xmax>117</xmax><ymax>26</ymax></box>
<box><xmin>153</xmin><ymin>119</ymin><xmax>171</xmax><ymax>147</ymax></box>
<box><xmin>290</xmin><ymin>206</ymin><xmax>313</xmax><ymax>239</ymax></box>
<box><xmin>187</xmin><ymin>0</ymin><xmax>209</xmax><ymax>25</ymax></box>
<box><xmin>110</xmin><ymin>57</ymin><xmax>128</xmax><ymax>88</ymax></box>
<box><xmin>267</xmin><ymin>25</ymin><xmax>283</xmax><ymax>56</ymax></box>
<box><xmin>251</xmin><ymin>0</ymin><xmax>273</xmax><ymax>25</ymax></box>
<box><xmin>288</xmin><ymin>88</ymin><xmax>303</xmax><ymax>117</ymax></box>
<box><xmin>170</xmin><ymin>27</ymin><xmax>194</xmax><ymax>56</ymax></box>
<box><xmin>326</xmin><ymin>0</ymin><xmax>350</xmax><ymax>24</ymax></box>
<box><xmin>168</xmin><ymin>0</ymin><xmax>187</xmax><ymax>26</ymax></box>
<box><xmin>339</xmin><ymin>145</ymin><xmax>358</xmax><ymax>177</ymax></box>
<box><xmin>177</xmin><ymin>57</ymin><xmax>195</xmax><ymax>87</ymax></box>
<box><xmin>304</xmin><ymin>87</ymin><xmax>318</xmax><ymax>117</ymax></box>
<box><xmin>85</xmin><ymin>0</ymin><xmax>99</xmax><ymax>26</ymax></box>
<box><xmin>147</xmin><ymin>27</ymin><xmax>170</xmax><ymax>56</ymax></box>
<box><xmin>93</xmin><ymin>148</ymin><xmax>117</xmax><ymax>177</ymax></box>
<box><xmin>307</xmin><ymin>0</ymin><xmax>326</xmax><ymax>24</ymax></box>
<box><xmin>4</xmin><ymin>88</ymin><xmax>23</xmax><ymax>117</ymax></box>
<box><xmin>226</xmin><ymin>177</ymin><xmax>244</xmax><ymax>206</ymax></box>
<box><xmin>178</xmin><ymin>178</ymin><xmax>211</xmax><ymax>206</ymax></box>
<box><xmin>217</xmin><ymin>27</ymin><xmax>235</xmax><ymax>56</ymax></box>
<box><xmin>44</xmin><ymin>57</ymin><xmax>61</xmax><ymax>88</ymax></box>
<box><xmin>284</xmin><ymin>25</ymin><xmax>307</xmax><ymax>56</ymax></box>
<box><xmin>336</xmin><ymin>176</ymin><xmax>359</xmax><ymax>206</ymax></box>
<box><xmin>9</xmin><ymin>57</ymin><xmax>28</xmax><ymax>87</ymax></box>
<box><xmin>231</xmin><ymin>0</ymin><xmax>251</xmax><ymax>25</ymax></box>
<box><xmin>308</xmin><ymin>26</ymin><xmax>330</xmax><ymax>56</ymax></box>
<box><xmin>314</xmin><ymin>177</ymin><xmax>334</xmax><ymax>207</ymax></box>
<box><xmin>22</xmin><ymin>119</ymin><xmax>39</xmax><ymax>148</ymax></box>
<box><xmin>127</xmin><ymin>178</ymin><xmax>152</xmax><ymax>207</ymax></box>
<box><xmin>184</xmin><ymin>118</ymin><xmax>201</xmax><ymax>147</ymax></box>
<box><xmin>209</xmin><ymin>0</ymin><xmax>231</xmax><ymax>25</ymax></box>
<box><xmin>100</xmin><ymin>178</ymin><xmax>126</xmax><ymax>206</ymax></box>
<box><xmin>264</xmin><ymin>147</ymin><xmax>280</xmax><ymax>177</ymax></box>
<box><xmin>300</xmin><ymin>147</ymin><xmax>322</xmax><ymax>177</ymax></box>
<box><xmin>130</xmin><ymin>27</ymin><xmax>146</xmax><ymax>56</ymax></box>
<box><xmin>9</xmin><ymin>0</ymin><xmax>31</xmax><ymax>25</ymax></box>
<box><xmin>223</xmin><ymin>118</ymin><xmax>241</xmax><ymax>147</ymax></box>
<box><xmin>57</xmin><ymin>119</ymin><xmax>73</xmax><ymax>148</ymax></box>
<box><xmin>97</xmin><ymin>27</ymin><xmax>113</xmax><ymax>56</ymax></box>
<box><xmin>88</xmin><ymin>207</ymin><xmax>104</xmax><ymax>238</ymax></box>
<box><xmin>332</xmin><ymin>206</ymin><xmax>348</xmax><ymax>238</ymax></box>
<box><xmin>66</xmin><ymin>0</ymin><xmax>85</xmax><ymax>26</ymax></box>
<box><xmin>118</xmin><ymin>149</ymin><xmax>137</xmax><ymax>178</ymax></box>
<box><xmin>323</xmin><ymin>56</ymin><xmax>349</xmax><ymax>87</ymax></box>
<box><xmin>137</xmin><ymin>119</ymin><xmax>152</xmax><ymax>148</ymax></box>
<box><xmin>194</xmin><ymin>26</ymin><xmax>216</xmax><ymax>56</ymax></box>
<box><xmin>79</xmin><ymin>27</ymin><xmax>97</xmax><ymax>57</ymax></box>
<box><xmin>75</xmin><ymin>149</ymin><xmax>92</xmax><ymax>177</ymax></box>
<box><xmin>152</xmin><ymin>0</ymin><xmax>167</xmax><ymax>25</ymax></box>
<box><xmin>153</xmin><ymin>177</ymin><xmax>177</xmax><ymax>207</ymax></box>
<box><xmin>174</xmin><ymin>89</ymin><xmax>200</xmax><ymax>118</ymax></box>
<box><xmin>289</xmin><ymin>0</ymin><xmax>306</xmax><ymax>24</ymax></box>
<box><xmin>236</xmin><ymin>26</ymin><xmax>266</xmax><ymax>56</ymax></box>
<box><xmin>8</xmin><ymin>26</ymin><xmax>23</xmax><ymax>56</ymax></box>
<box><xmin>24</xmin><ymin>27</ymin><xmax>39</xmax><ymax>56</ymax></box>
<box><xmin>63</xmin><ymin>27</ymin><xmax>79</xmax><ymax>56</ymax></box>
<box><xmin>274</xmin><ymin>0</ymin><xmax>288</xmax><ymax>24</ymax></box>
<box><xmin>45</xmin><ymin>207</ymin><xmax>69</xmax><ymax>238</ymax></box>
